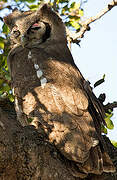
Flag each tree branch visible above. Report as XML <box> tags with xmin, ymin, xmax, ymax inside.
<box><xmin>104</xmin><ymin>101</ymin><xmax>117</xmax><ymax>112</ymax></box>
<box><xmin>0</xmin><ymin>106</ymin><xmax>117</xmax><ymax>180</ymax></box>
<box><xmin>68</xmin><ymin>0</ymin><xmax>117</xmax><ymax>43</ymax></box>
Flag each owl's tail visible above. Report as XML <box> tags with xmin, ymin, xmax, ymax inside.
<box><xmin>76</xmin><ymin>145</ymin><xmax>115</xmax><ymax>175</ymax></box>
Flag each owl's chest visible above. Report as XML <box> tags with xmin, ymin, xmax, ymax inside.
<box><xmin>11</xmin><ymin>48</ymin><xmax>78</xmax><ymax>87</ymax></box>
<box><xmin>10</xmin><ymin>48</ymin><xmax>83</xmax><ymax>111</ymax></box>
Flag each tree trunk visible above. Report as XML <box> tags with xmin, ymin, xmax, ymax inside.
<box><xmin>0</xmin><ymin>101</ymin><xmax>116</xmax><ymax>180</ymax></box>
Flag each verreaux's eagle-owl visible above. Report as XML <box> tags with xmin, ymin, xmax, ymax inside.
<box><xmin>4</xmin><ymin>3</ymin><xmax>115</xmax><ymax>178</ymax></box>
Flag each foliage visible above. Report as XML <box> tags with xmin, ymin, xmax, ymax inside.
<box><xmin>0</xmin><ymin>14</ymin><xmax>13</xmax><ymax>102</ymax></box>
<box><xmin>101</xmin><ymin>111</ymin><xmax>114</xmax><ymax>135</ymax></box>
<box><xmin>111</xmin><ymin>140</ymin><xmax>117</xmax><ymax>148</ymax></box>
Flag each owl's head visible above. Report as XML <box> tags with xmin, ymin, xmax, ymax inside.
<box><xmin>4</xmin><ymin>4</ymin><xmax>67</xmax><ymax>48</ymax></box>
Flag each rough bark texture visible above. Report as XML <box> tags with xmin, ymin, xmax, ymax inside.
<box><xmin>0</xmin><ymin>100</ymin><xmax>117</xmax><ymax>180</ymax></box>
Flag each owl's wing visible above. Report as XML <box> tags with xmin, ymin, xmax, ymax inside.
<box><xmin>48</xmin><ymin>83</ymin><xmax>98</xmax><ymax>159</ymax></box>
<box><xmin>46</xmin><ymin>80</ymin><xmax>115</xmax><ymax>174</ymax></box>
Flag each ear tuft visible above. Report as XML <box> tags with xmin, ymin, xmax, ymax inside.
<box><xmin>39</xmin><ymin>3</ymin><xmax>50</xmax><ymax>11</ymax></box>
<box><xmin>4</xmin><ymin>9</ymin><xmax>21</xmax><ymax>30</ymax></box>
<box><xmin>3</xmin><ymin>16</ymin><xmax>12</xmax><ymax>29</ymax></box>
<box><xmin>13</xmin><ymin>8</ymin><xmax>19</xmax><ymax>12</ymax></box>
<box><xmin>37</xmin><ymin>3</ymin><xmax>52</xmax><ymax>15</ymax></box>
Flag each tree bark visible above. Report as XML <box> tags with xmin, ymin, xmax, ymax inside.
<box><xmin>0</xmin><ymin>101</ymin><xmax>116</xmax><ymax>180</ymax></box>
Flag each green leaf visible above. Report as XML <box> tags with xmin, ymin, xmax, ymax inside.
<box><xmin>70</xmin><ymin>2</ymin><xmax>80</xmax><ymax>11</ymax></box>
<box><xmin>79</xmin><ymin>9</ymin><xmax>84</xmax><ymax>16</ymax></box>
<box><xmin>59</xmin><ymin>0</ymin><xmax>69</xmax><ymax>3</ymax></box>
<box><xmin>0</xmin><ymin>41</ymin><xmax>4</xmax><ymax>49</ymax></box>
<box><xmin>28</xmin><ymin>4</ymin><xmax>39</xmax><ymax>10</ymax></box>
<box><xmin>101</xmin><ymin>125</ymin><xmax>107</xmax><ymax>134</ymax></box>
<box><xmin>0</xmin><ymin>37</ymin><xmax>5</xmax><ymax>49</ymax></box>
<box><xmin>0</xmin><ymin>37</ymin><xmax>5</xmax><ymax>41</ymax></box>
<box><xmin>26</xmin><ymin>0</ymin><xmax>36</xmax><ymax>2</ymax></box>
<box><xmin>105</xmin><ymin>112</ymin><xmax>113</xmax><ymax>118</ymax></box>
<box><xmin>103</xmin><ymin>74</ymin><xmax>106</xmax><ymax>79</ymax></box>
<box><xmin>5</xmin><ymin>74</ymin><xmax>11</xmax><ymax>81</ymax></box>
<box><xmin>0</xmin><ymin>79</ymin><xmax>4</xmax><ymax>87</ymax></box>
<box><xmin>94</xmin><ymin>74</ymin><xmax>105</xmax><ymax>88</ymax></box>
<box><xmin>69</xmin><ymin>15</ymin><xmax>80</xmax><ymax>21</ymax></box>
<box><xmin>111</xmin><ymin>141</ymin><xmax>117</xmax><ymax>148</ymax></box>
<box><xmin>16</xmin><ymin>0</ymin><xmax>36</xmax><ymax>2</ymax></box>
<box><xmin>8</xmin><ymin>94</ymin><xmax>14</xmax><ymax>102</ymax></box>
<box><xmin>62</xmin><ymin>4</ymin><xmax>69</xmax><ymax>14</ymax></box>
<box><xmin>70</xmin><ymin>21</ymin><xmax>80</xmax><ymax>30</ymax></box>
<box><xmin>105</xmin><ymin>116</ymin><xmax>114</xmax><ymax>130</ymax></box>
<box><xmin>2</xmin><ymin>23</ymin><xmax>9</xmax><ymax>34</ymax></box>
<box><xmin>104</xmin><ymin>110</ymin><xmax>114</xmax><ymax>130</ymax></box>
<box><xmin>1</xmin><ymin>83</ymin><xmax>10</xmax><ymax>92</ymax></box>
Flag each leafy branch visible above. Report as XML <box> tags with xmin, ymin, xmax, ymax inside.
<box><xmin>68</xmin><ymin>0</ymin><xmax>117</xmax><ymax>44</ymax></box>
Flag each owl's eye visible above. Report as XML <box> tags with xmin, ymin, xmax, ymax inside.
<box><xmin>29</xmin><ymin>23</ymin><xmax>41</xmax><ymax>33</ymax></box>
<box><xmin>13</xmin><ymin>30</ymin><xmax>20</xmax><ymax>38</ymax></box>
<box><xmin>31</xmin><ymin>25</ymin><xmax>41</xmax><ymax>31</ymax></box>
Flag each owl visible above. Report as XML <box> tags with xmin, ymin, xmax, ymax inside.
<box><xmin>4</xmin><ymin>3</ymin><xmax>115</xmax><ymax>178</ymax></box>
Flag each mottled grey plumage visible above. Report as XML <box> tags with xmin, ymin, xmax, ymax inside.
<box><xmin>4</xmin><ymin>4</ymin><xmax>115</xmax><ymax>178</ymax></box>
